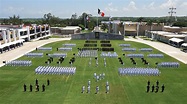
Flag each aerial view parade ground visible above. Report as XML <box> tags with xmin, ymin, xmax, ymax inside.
<box><xmin>0</xmin><ymin>39</ymin><xmax>187</xmax><ymax>104</ymax></box>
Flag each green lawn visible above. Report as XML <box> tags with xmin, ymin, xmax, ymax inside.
<box><xmin>0</xmin><ymin>40</ymin><xmax>187</xmax><ymax>104</ymax></box>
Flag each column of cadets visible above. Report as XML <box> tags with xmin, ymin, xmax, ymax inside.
<box><xmin>77</xmin><ymin>50</ymin><xmax>98</xmax><ymax>57</ymax></box>
<box><xmin>100</xmin><ymin>52</ymin><xmax>118</xmax><ymax>58</ymax></box>
<box><xmin>147</xmin><ymin>54</ymin><xmax>164</xmax><ymax>58</ymax></box>
<box><xmin>157</xmin><ymin>62</ymin><xmax>180</xmax><ymax>68</ymax></box>
<box><xmin>37</xmin><ymin>47</ymin><xmax>52</xmax><ymax>51</ymax></box>
<box><xmin>63</xmin><ymin>44</ymin><xmax>76</xmax><ymax>47</ymax></box>
<box><xmin>118</xmin><ymin>68</ymin><xmax>160</xmax><ymax>76</ymax></box>
<box><xmin>122</xmin><ymin>48</ymin><xmax>136</xmax><ymax>51</ymax></box>
<box><xmin>25</xmin><ymin>53</ymin><xmax>43</xmax><ymax>57</ymax></box>
<box><xmin>126</xmin><ymin>54</ymin><xmax>144</xmax><ymax>58</ymax></box>
<box><xmin>119</xmin><ymin>44</ymin><xmax>131</xmax><ymax>47</ymax></box>
<box><xmin>58</xmin><ymin>47</ymin><xmax>72</xmax><ymax>51</ymax></box>
<box><xmin>139</xmin><ymin>48</ymin><xmax>153</xmax><ymax>52</ymax></box>
<box><xmin>5</xmin><ymin>60</ymin><xmax>32</xmax><ymax>66</ymax></box>
<box><xmin>48</xmin><ymin>53</ymin><xmax>67</xmax><ymax>58</ymax></box>
<box><xmin>35</xmin><ymin>66</ymin><xmax>76</xmax><ymax>75</ymax></box>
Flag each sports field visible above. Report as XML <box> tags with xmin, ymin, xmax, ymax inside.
<box><xmin>0</xmin><ymin>40</ymin><xmax>187</xmax><ymax>104</ymax></box>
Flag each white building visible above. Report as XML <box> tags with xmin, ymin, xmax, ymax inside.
<box><xmin>0</xmin><ymin>24</ymin><xmax>50</xmax><ymax>53</ymax></box>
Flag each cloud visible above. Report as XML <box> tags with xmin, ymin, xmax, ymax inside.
<box><xmin>108</xmin><ymin>2</ymin><xmax>113</xmax><ymax>6</ymax></box>
<box><xmin>148</xmin><ymin>2</ymin><xmax>155</xmax><ymax>10</ymax></box>
<box><xmin>180</xmin><ymin>2</ymin><xmax>187</xmax><ymax>7</ymax></box>
<box><xmin>105</xmin><ymin>2</ymin><xmax>118</xmax><ymax>12</ymax></box>
<box><xmin>159</xmin><ymin>0</ymin><xmax>178</xmax><ymax>9</ymax></box>
<box><xmin>3</xmin><ymin>6</ymin><xmax>24</xmax><ymax>13</ymax></box>
<box><xmin>123</xmin><ymin>1</ymin><xmax>137</xmax><ymax>11</ymax></box>
<box><xmin>142</xmin><ymin>2</ymin><xmax>155</xmax><ymax>10</ymax></box>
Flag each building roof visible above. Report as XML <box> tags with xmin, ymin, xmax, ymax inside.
<box><xmin>149</xmin><ymin>31</ymin><xmax>187</xmax><ymax>38</ymax></box>
<box><xmin>181</xmin><ymin>43</ymin><xmax>187</xmax><ymax>47</ymax></box>
<box><xmin>169</xmin><ymin>38</ymin><xmax>184</xmax><ymax>43</ymax></box>
<box><xmin>164</xmin><ymin>26</ymin><xmax>181</xmax><ymax>29</ymax></box>
<box><xmin>61</xmin><ymin>26</ymin><xmax>81</xmax><ymax>30</ymax></box>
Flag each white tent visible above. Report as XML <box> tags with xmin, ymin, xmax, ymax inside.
<box><xmin>169</xmin><ymin>38</ymin><xmax>184</xmax><ymax>43</ymax></box>
<box><xmin>181</xmin><ymin>43</ymin><xmax>187</xmax><ymax>47</ymax></box>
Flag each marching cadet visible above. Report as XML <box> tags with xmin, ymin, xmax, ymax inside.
<box><xmin>30</xmin><ymin>84</ymin><xmax>33</xmax><ymax>92</ymax></box>
<box><xmin>35</xmin><ymin>79</ymin><xmax>38</xmax><ymax>85</ymax></box>
<box><xmin>95</xmin><ymin>86</ymin><xmax>99</xmax><ymax>94</ymax></box>
<box><xmin>36</xmin><ymin>84</ymin><xmax>39</xmax><ymax>92</ymax></box>
<box><xmin>156</xmin><ymin>80</ymin><xmax>159</xmax><ymax>86</ymax></box>
<box><xmin>99</xmin><ymin>74</ymin><xmax>102</xmax><ymax>80</ymax></box>
<box><xmin>23</xmin><ymin>84</ymin><xmax>27</xmax><ymax>92</ymax></box>
<box><xmin>88</xmin><ymin>80</ymin><xmax>91</xmax><ymax>86</ymax></box>
<box><xmin>106</xmin><ymin>85</ymin><xmax>109</xmax><ymax>93</ymax></box>
<box><xmin>106</xmin><ymin>81</ymin><xmax>109</xmax><ymax>86</ymax></box>
<box><xmin>102</xmin><ymin>73</ymin><xmax>105</xmax><ymax>79</ymax></box>
<box><xmin>96</xmin><ymin>75</ymin><xmax>99</xmax><ymax>82</ymax></box>
<box><xmin>146</xmin><ymin>85</ymin><xmax>150</xmax><ymax>93</ymax></box>
<box><xmin>87</xmin><ymin>86</ymin><xmax>90</xmax><ymax>93</ymax></box>
<box><xmin>42</xmin><ymin>84</ymin><xmax>45</xmax><ymax>92</ymax></box>
<box><xmin>47</xmin><ymin>79</ymin><xmax>50</xmax><ymax>86</ymax></box>
<box><xmin>147</xmin><ymin>80</ymin><xmax>150</xmax><ymax>86</ymax></box>
<box><xmin>155</xmin><ymin>85</ymin><xmax>159</xmax><ymax>93</ymax></box>
<box><xmin>151</xmin><ymin>84</ymin><xmax>155</xmax><ymax>92</ymax></box>
<box><xmin>82</xmin><ymin>86</ymin><xmax>85</xmax><ymax>93</ymax></box>
<box><xmin>161</xmin><ymin>84</ymin><xmax>165</xmax><ymax>92</ymax></box>
<box><xmin>94</xmin><ymin>72</ymin><xmax>97</xmax><ymax>79</ymax></box>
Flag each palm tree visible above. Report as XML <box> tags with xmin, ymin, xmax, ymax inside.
<box><xmin>9</xmin><ymin>15</ymin><xmax>22</xmax><ymax>25</ymax></box>
<box><xmin>146</xmin><ymin>20</ymin><xmax>153</xmax><ymax>31</ymax></box>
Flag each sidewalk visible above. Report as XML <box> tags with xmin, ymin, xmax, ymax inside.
<box><xmin>0</xmin><ymin>38</ymin><xmax>71</xmax><ymax>67</ymax></box>
<box><xmin>125</xmin><ymin>37</ymin><xmax>187</xmax><ymax>64</ymax></box>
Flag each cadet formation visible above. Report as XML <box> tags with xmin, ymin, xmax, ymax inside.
<box><xmin>20</xmin><ymin>42</ymin><xmax>173</xmax><ymax>95</ymax></box>
<box><xmin>81</xmin><ymin>72</ymin><xmax>109</xmax><ymax>94</ymax></box>
<box><xmin>146</xmin><ymin>80</ymin><xmax>165</xmax><ymax>93</ymax></box>
<box><xmin>23</xmin><ymin>79</ymin><xmax>49</xmax><ymax>92</ymax></box>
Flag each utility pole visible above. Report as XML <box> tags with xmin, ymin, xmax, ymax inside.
<box><xmin>168</xmin><ymin>7</ymin><xmax>177</xmax><ymax>25</ymax></box>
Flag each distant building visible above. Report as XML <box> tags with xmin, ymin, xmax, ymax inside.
<box><xmin>101</xmin><ymin>21</ymin><xmax>164</xmax><ymax>36</ymax></box>
<box><xmin>71</xmin><ymin>32</ymin><xmax>124</xmax><ymax>40</ymax></box>
<box><xmin>51</xmin><ymin>26</ymin><xmax>81</xmax><ymax>35</ymax></box>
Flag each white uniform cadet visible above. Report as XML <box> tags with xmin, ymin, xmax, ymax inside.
<box><xmin>82</xmin><ymin>86</ymin><xmax>85</xmax><ymax>93</ymax></box>
<box><xmin>87</xmin><ymin>86</ymin><xmax>90</xmax><ymax>93</ymax></box>
<box><xmin>94</xmin><ymin>73</ymin><xmax>97</xmax><ymax>79</ymax></box>
<box><xmin>96</xmin><ymin>86</ymin><xmax>99</xmax><ymax>94</ymax></box>
<box><xmin>106</xmin><ymin>85</ymin><xmax>109</xmax><ymax>93</ymax></box>
<box><xmin>88</xmin><ymin>80</ymin><xmax>91</xmax><ymax>86</ymax></box>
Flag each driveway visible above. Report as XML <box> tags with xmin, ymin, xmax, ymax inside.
<box><xmin>125</xmin><ymin>37</ymin><xmax>187</xmax><ymax>64</ymax></box>
<box><xmin>0</xmin><ymin>38</ymin><xmax>71</xmax><ymax>67</ymax></box>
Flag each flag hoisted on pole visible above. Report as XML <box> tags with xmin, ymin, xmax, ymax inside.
<box><xmin>97</xmin><ymin>8</ymin><xmax>105</xmax><ymax>27</ymax></box>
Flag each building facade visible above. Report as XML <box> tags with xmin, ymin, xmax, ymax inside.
<box><xmin>0</xmin><ymin>24</ymin><xmax>50</xmax><ymax>53</ymax></box>
<box><xmin>101</xmin><ymin>21</ymin><xmax>164</xmax><ymax>36</ymax></box>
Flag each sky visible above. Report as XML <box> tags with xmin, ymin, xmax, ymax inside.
<box><xmin>0</xmin><ymin>0</ymin><xmax>187</xmax><ymax>18</ymax></box>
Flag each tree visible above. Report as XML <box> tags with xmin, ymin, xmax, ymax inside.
<box><xmin>173</xmin><ymin>21</ymin><xmax>187</xmax><ymax>27</ymax></box>
<box><xmin>43</xmin><ymin>13</ymin><xmax>52</xmax><ymax>24</ymax></box>
<box><xmin>71</xmin><ymin>13</ymin><xmax>77</xmax><ymax>19</ymax></box>
<box><xmin>137</xmin><ymin>17</ymin><xmax>144</xmax><ymax>23</ymax></box>
<box><xmin>9</xmin><ymin>15</ymin><xmax>22</xmax><ymax>25</ymax></box>
<box><xmin>146</xmin><ymin>20</ymin><xmax>153</xmax><ymax>31</ymax></box>
<box><xmin>101</xmin><ymin>23</ymin><xmax>108</xmax><ymax>31</ymax></box>
<box><xmin>88</xmin><ymin>21</ymin><xmax>95</xmax><ymax>30</ymax></box>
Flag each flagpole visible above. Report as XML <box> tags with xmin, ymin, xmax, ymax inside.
<box><xmin>97</xmin><ymin>13</ymin><xmax>98</xmax><ymax>27</ymax></box>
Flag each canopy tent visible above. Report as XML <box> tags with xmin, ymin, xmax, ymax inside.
<box><xmin>169</xmin><ymin>38</ymin><xmax>184</xmax><ymax>48</ymax></box>
<box><xmin>169</xmin><ymin>38</ymin><xmax>184</xmax><ymax>43</ymax></box>
<box><xmin>181</xmin><ymin>43</ymin><xmax>187</xmax><ymax>47</ymax></box>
